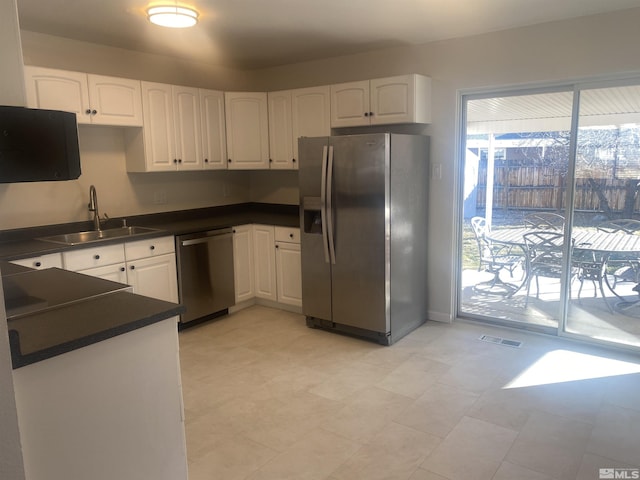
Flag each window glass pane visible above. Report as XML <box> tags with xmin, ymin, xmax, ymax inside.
<box><xmin>460</xmin><ymin>91</ymin><xmax>573</xmax><ymax>330</ymax></box>
<box><xmin>566</xmin><ymin>85</ymin><xmax>640</xmax><ymax>349</ymax></box>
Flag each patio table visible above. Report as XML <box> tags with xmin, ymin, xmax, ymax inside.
<box><xmin>487</xmin><ymin>227</ymin><xmax>640</xmax><ymax>313</ymax></box>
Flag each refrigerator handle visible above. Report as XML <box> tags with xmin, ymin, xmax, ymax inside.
<box><xmin>326</xmin><ymin>145</ymin><xmax>336</xmax><ymax>264</ymax></box>
<box><xmin>320</xmin><ymin>145</ymin><xmax>330</xmax><ymax>263</ymax></box>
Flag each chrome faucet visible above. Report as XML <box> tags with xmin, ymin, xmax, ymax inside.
<box><xmin>88</xmin><ymin>185</ymin><xmax>108</xmax><ymax>231</ymax></box>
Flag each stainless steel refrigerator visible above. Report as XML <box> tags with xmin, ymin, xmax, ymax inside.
<box><xmin>299</xmin><ymin>133</ymin><xmax>429</xmax><ymax>345</ymax></box>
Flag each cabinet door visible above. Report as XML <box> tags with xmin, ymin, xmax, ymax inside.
<box><xmin>370</xmin><ymin>75</ymin><xmax>414</xmax><ymax>125</ymax></box>
<box><xmin>268</xmin><ymin>91</ymin><xmax>294</xmax><ymax>170</ymax></box>
<box><xmin>173</xmin><ymin>86</ymin><xmax>203</xmax><ymax>170</ymax></box>
<box><xmin>127</xmin><ymin>253</ymin><xmax>178</xmax><ymax>303</ymax></box>
<box><xmin>275</xmin><ymin>242</ymin><xmax>302</xmax><ymax>307</ymax></box>
<box><xmin>125</xmin><ymin>236</ymin><xmax>175</xmax><ymax>261</ymax></box>
<box><xmin>224</xmin><ymin>92</ymin><xmax>270</xmax><ymax>169</ymax></box>
<box><xmin>87</xmin><ymin>74</ymin><xmax>143</xmax><ymax>126</ymax></box>
<box><xmin>77</xmin><ymin>263</ymin><xmax>128</xmax><ymax>284</ymax></box>
<box><xmin>370</xmin><ymin>74</ymin><xmax>432</xmax><ymax>125</ymax></box>
<box><xmin>10</xmin><ymin>252</ymin><xmax>63</xmax><ymax>270</ymax></box>
<box><xmin>291</xmin><ymin>86</ymin><xmax>330</xmax><ymax>164</ymax></box>
<box><xmin>330</xmin><ymin>80</ymin><xmax>370</xmax><ymax>128</ymax></box>
<box><xmin>141</xmin><ymin>82</ymin><xmax>176</xmax><ymax>171</ymax></box>
<box><xmin>200</xmin><ymin>89</ymin><xmax>227</xmax><ymax>170</ymax></box>
<box><xmin>24</xmin><ymin>66</ymin><xmax>91</xmax><ymax>123</ymax></box>
<box><xmin>252</xmin><ymin>225</ymin><xmax>277</xmax><ymax>301</ymax></box>
<box><xmin>63</xmin><ymin>244</ymin><xmax>126</xmax><ymax>272</ymax></box>
<box><xmin>232</xmin><ymin>225</ymin><xmax>255</xmax><ymax>303</ymax></box>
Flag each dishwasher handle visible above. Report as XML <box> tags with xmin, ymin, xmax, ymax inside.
<box><xmin>179</xmin><ymin>228</ymin><xmax>233</xmax><ymax>247</ymax></box>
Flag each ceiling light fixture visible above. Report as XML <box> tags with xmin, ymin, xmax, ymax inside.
<box><xmin>147</xmin><ymin>5</ymin><xmax>198</xmax><ymax>28</ymax></box>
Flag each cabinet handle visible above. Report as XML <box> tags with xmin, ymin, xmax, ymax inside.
<box><xmin>150</xmin><ymin>245</ymin><xmax>155</xmax><ymax>250</ymax></box>
<box><xmin>130</xmin><ymin>265</ymin><xmax>135</xmax><ymax>270</ymax></box>
<box><xmin>120</xmin><ymin>267</ymin><xmax>126</xmax><ymax>272</ymax></box>
<box><xmin>232</xmin><ymin>229</ymin><xmax>236</xmax><ymax>233</ymax></box>
<box><xmin>204</xmin><ymin>158</ymin><xmax>209</xmax><ymax>163</ymax></box>
<box><xmin>94</xmin><ymin>254</ymin><xmax>100</xmax><ymax>260</ymax></box>
<box><xmin>228</xmin><ymin>158</ymin><xmax>232</xmax><ymax>163</ymax></box>
<box><xmin>34</xmin><ymin>261</ymin><xmax>42</xmax><ymax>267</ymax></box>
<box><xmin>364</xmin><ymin>112</ymin><xmax>369</xmax><ymax>117</ymax></box>
<box><xmin>173</xmin><ymin>159</ymin><xmax>178</xmax><ymax>164</ymax></box>
<box><xmin>178</xmin><ymin>159</ymin><xmax>182</xmax><ymax>163</ymax></box>
<box><xmin>269</xmin><ymin>158</ymin><xmax>273</xmax><ymax>163</ymax></box>
<box><xmin>369</xmin><ymin>111</ymin><xmax>374</xmax><ymax>116</ymax></box>
<box><xmin>275</xmin><ymin>245</ymin><xmax>279</xmax><ymax>249</ymax></box>
<box><xmin>292</xmin><ymin>158</ymin><xmax>296</xmax><ymax>163</ymax></box>
<box><xmin>91</xmin><ymin>109</ymin><xmax>97</xmax><ymax>115</ymax></box>
<box><xmin>85</xmin><ymin>109</ymin><xmax>92</xmax><ymax>115</ymax></box>
<box><xmin>289</xmin><ymin>233</ymin><xmax>294</xmax><ymax>238</ymax></box>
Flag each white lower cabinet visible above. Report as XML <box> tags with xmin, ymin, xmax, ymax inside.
<box><xmin>124</xmin><ymin>236</ymin><xmax>178</xmax><ymax>303</ymax></box>
<box><xmin>252</xmin><ymin>225</ymin><xmax>277</xmax><ymax>301</ymax></box>
<box><xmin>126</xmin><ymin>254</ymin><xmax>178</xmax><ymax>303</ymax></box>
<box><xmin>77</xmin><ymin>263</ymin><xmax>128</xmax><ymax>284</ymax></box>
<box><xmin>61</xmin><ymin>236</ymin><xmax>178</xmax><ymax>303</ymax></box>
<box><xmin>232</xmin><ymin>224</ymin><xmax>301</xmax><ymax>310</ymax></box>
<box><xmin>10</xmin><ymin>252</ymin><xmax>63</xmax><ymax>270</ymax></box>
<box><xmin>275</xmin><ymin>227</ymin><xmax>302</xmax><ymax>307</ymax></box>
<box><xmin>232</xmin><ymin>225</ymin><xmax>255</xmax><ymax>304</ymax></box>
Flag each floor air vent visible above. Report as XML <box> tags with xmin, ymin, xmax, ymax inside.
<box><xmin>479</xmin><ymin>335</ymin><xmax>522</xmax><ymax>348</ymax></box>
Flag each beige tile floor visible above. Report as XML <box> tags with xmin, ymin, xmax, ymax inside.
<box><xmin>178</xmin><ymin>305</ymin><xmax>640</xmax><ymax>480</ymax></box>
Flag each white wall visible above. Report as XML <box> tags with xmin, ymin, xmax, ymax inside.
<box><xmin>20</xmin><ymin>31</ymin><xmax>254</xmax><ymax>91</ymax></box>
<box><xmin>249</xmin><ymin>7</ymin><xmax>640</xmax><ymax>323</ymax></box>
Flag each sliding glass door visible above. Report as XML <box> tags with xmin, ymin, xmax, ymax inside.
<box><xmin>458</xmin><ymin>81</ymin><xmax>640</xmax><ymax>350</ymax></box>
<box><xmin>565</xmin><ymin>84</ymin><xmax>640</xmax><ymax>349</ymax></box>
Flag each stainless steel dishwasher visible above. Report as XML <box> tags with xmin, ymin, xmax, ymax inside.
<box><xmin>176</xmin><ymin>228</ymin><xmax>235</xmax><ymax>326</ymax></box>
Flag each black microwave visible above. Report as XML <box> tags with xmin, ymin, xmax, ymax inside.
<box><xmin>0</xmin><ymin>105</ymin><xmax>81</xmax><ymax>183</ymax></box>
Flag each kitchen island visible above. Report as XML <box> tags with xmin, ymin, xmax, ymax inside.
<box><xmin>2</xmin><ymin>264</ymin><xmax>188</xmax><ymax>480</ymax></box>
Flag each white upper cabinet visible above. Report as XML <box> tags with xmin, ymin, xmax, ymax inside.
<box><xmin>330</xmin><ymin>81</ymin><xmax>370</xmax><ymax>128</ymax></box>
<box><xmin>268</xmin><ymin>90</ymin><xmax>294</xmax><ymax>170</ymax></box>
<box><xmin>24</xmin><ymin>66</ymin><xmax>143</xmax><ymax>126</ymax></box>
<box><xmin>173</xmin><ymin>86</ymin><xmax>203</xmax><ymax>171</ymax></box>
<box><xmin>137</xmin><ymin>81</ymin><xmax>176</xmax><ymax>172</ymax></box>
<box><xmin>129</xmin><ymin>83</ymin><xmax>226</xmax><ymax>172</ymax></box>
<box><xmin>224</xmin><ymin>92</ymin><xmax>270</xmax><ymax>169</ymax></box>
<box><xmin>268</xmin><ymin>86</ymin><xmax>330</xmax><ymax>170</ymax></box>
<box><xmin>86</xmin><ymin>74</ymin><xmax>143</xmax><ymax>126</ymax></box>
<box><xmin>330</xmin><ymin>74</ymin><xmax>431</xmax><ymax>127</ymax></box>
<box><xmin>200</xmin><ymin>89</ymin><xmax>227</xmax><ymax>170</ymax></box>
<box><xmin>291</xmin><ymin>86</ymin><xmax>331</xmax><ymax>161</ymax></box>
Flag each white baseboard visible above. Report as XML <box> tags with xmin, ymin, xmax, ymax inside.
<box><xmin>428</xmin><ymin>310</ymin><xmax>453</xmax><ymax>323</ymax></box>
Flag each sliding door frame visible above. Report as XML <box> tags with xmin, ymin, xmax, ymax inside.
<box><xmin>455</xmin><ymin>75</ymin><xmax>640</xmax><ymax>353</ymax></box>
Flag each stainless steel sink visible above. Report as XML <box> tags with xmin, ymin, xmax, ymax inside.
<box><xmin>38</xmin><ymin>226</ymin><xmax>163</xmax><ymax>246</ymax></box>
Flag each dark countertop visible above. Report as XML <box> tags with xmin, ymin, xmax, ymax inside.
<box><xmin>2</xmin><ymin>267</ymin><xmax>184</xmax><ymax>369</ymax></box>
<box><xmin>0</xmin><ymin>202</ymin><xmax>300</xmax><ymax>261</ymax></box>
<box><xmin>0</xmin><ymin>203</ymin><xmax>298</xmax><ymax>369</ymax></box>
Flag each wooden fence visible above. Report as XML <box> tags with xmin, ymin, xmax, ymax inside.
<box><xmin>475</xmin><ymin>165</ymin><xmax>640</xmax><ymax>212</ymax></box>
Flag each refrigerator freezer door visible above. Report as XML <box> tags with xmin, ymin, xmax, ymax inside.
<box><xmin>329</xmin><ymin>134</ymin><xmax>389</xmax><ymax>334</ymax></box>
<box><xmin>299</xmin><ymin>136</ymin><xmax>332</xmax><ymax>321</ymax></box>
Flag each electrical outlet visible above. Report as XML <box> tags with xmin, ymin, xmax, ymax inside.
<box><xmin>153</xmin><ymin>191</ymin><xmax>167</xmax><ymax>205</ymax></box>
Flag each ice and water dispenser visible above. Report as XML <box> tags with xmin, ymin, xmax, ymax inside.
<box><xmin>302</xmin><ymin>196</ymin><xmax>323</xmax><ymax>234</ymax></box>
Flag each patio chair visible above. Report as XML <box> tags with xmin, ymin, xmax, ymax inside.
<box><xmin>523</xmin><ymin>212</ymin><xmax>565</xmax><ymax>230</ymax></box>
<box><xmin>597</xmin><ymin>219</ymin><xmax>640</xmax><ymax>297</ymax></box>
<box><xmin>522</xmin><ymin>231</ymin><xmax>574</xmax><ymax>307</ymax></box>
<box><xmin>571</xmin><ymin>248</ymin><xmax>611</xmax><ymax>311</ymax></box>
<box><xmin>470</xmin><ymin>217</ymin><xmax>523</xmax><ymax>295</ymax></box>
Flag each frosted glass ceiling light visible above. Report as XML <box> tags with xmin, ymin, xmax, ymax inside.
<box><xmin>147</xmin><ymin>5</ymin><xmax>198</xmax><ymax>28</ymax></box>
